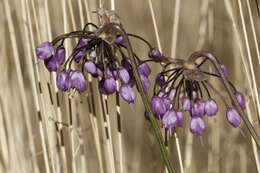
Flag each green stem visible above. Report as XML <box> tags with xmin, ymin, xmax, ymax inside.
<box><xmin>100</xmin><ymin>23</ymin><xmax>175</xmax><ymax>173</ymax></box>
<box><xmin>188</xmin><ymin>50</ymin><xmax>260</xmax><ymax>150</ymax></box>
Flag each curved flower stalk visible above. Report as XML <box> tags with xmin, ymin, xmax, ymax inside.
<box><xmin>35</xmin><ymin>8</ymin><xmax>175</xmax><ymax>173</ymax></box>
<box><xmin>148</xmin><ymin>49</ymin><xmax>260</xmax><ymax>149</ymax></box>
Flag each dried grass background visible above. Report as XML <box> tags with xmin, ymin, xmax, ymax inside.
<box><xmin>0</xmin><ymin>0</ymin><xmax>260</xmax><ymax>172</ymax></box>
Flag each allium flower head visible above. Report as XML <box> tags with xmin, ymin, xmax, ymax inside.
<box><xmin>226</xmin><ymin>108</ymin><xmax>241</xmax><ymax>128</ymax></box>
<box><xmin>56</xmin><ymin>71</ymin><xmax>71</xmax><ymax>92</ymax></box>
<box><xmin>151</xmin><ymin>97</ymin><xmax>167</xmax><ymax>118</ymax></box>
<box><xmin>193</xmin><ymin>100</ymin><xmax>205</xmax><ymax>117</ymax></box>
<box><xmin>162</xmin><ymin>110</ymin><xmax>178</xmax><ymax>130</ymax></box>
<box><xmin>84</xmin><ymin>61</ymin><xmax>97</xmax><ymax>75</ymax></box>
<box><xmin>119</xmin><ymin>84</ymin><xmax>136</xmax><ymax>103</ymax></box>
<box><xmin>148</xmin><ymin>48</ymin><xmax>163</xmax><ymax>62</ymax></box>
<box><xmin>156</xmin><ymin>74</ymin><xmax>166</xmax><ymax>87</ymax></box>
<box><xmin>190</xmin><ymin>117</ymin><xmax>206</xmax><ymax>136</ymax></box>
<box><xmin>138</xmin><ymin>62</ymin><xmax>151</xmax><ymax>77</ymax></box>
<box><xmin>235</xmin><ymin>92</ymin><xmax>245</xmax><ymax>109</ymax></box>
<box><xmin>118</xmin><ymin>68</ymin><xmax>130</xmax><ymax>84</ymax></box>
<box><xmin>176</xmin><ymin>111</ymin><xmax>185</xmax><ymax>127</ymax></box>
<box><xmin>204</xmin><ymin>99</ymin><xmax>218</xmax><ymax>116</ymax></box>
<box><xmin>182</xmin><ymin>97</ymin><xmax>191</xmax><ymax>111</ymax></box>
<box><xmin>69</xmin><ymin>71</ymin><xmax>88</xmax><ymax>92</ymax></box>
<box><xmin>104</xmin><ymin>77</ymin><xmax>117</xmax><ymax>94</ymax></box>
<box><xmin>36</xmin><ymin>41</ymin><xmax>53</xmax><ymax>60</ymax></box>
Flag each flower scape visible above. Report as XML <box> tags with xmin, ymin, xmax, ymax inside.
<box><xmin>35</xmin><ymin>8</ymin><xmax>260</xmax><ymax>172</ymax></box>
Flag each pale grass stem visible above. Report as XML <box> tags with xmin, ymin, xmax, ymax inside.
<box><xmin>3</xmin><ymin>0</ymin><xmax>39</xmax><ymax>172</ymax></box>
<box><xmin>170</xmin><ymin>0</ymin><xmax>181</xmax><ymax>58</ymax></box>
<box><xmin>148</xmin><ymin>0</ymin><xmax>162</xmax><ymax>51</ymax></box>
<box><xmin>85</xmin><ymin>2</ymin><xmax>105</xmax><ymax>172</ymax></box>
<box><xmin>111</xmin><ymin>1</ymin><xmax>124</xmax><ymax>173</ymax></box>
<box><xmin>22</xmin><ymin>0</ymin><xmax>57</xmax><ymax>172</ymax></box>
<box><xmin>238</xmin><ymin>0</ymin><xmax>260</xmax><ymax>123</ymax></box>
<box><xmin>246</xmin><ymin>0</ymin><xmax>260</xmax><ymax>67</ymax></box>
<box><xmin>246</xmin><ymin>102</ymin><xmax>260</xmax><ymax>173</ymax></box>
<box><xmin>43</xmin><ymin>0</ymin><xmax>68</xmax><ymax>172</ymax></box>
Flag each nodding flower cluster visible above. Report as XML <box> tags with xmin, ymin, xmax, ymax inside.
<box><xmin>35</xmin><ymin>8</ymin><xmax>248</xmax><ymax>138</ymax></box>
<box><xmin>147</xmin><ymin>51</ymin><xmax>246</xmax><ymax>136</ymax></box>
<box><xmin>35</xmin><ymin>8</ymin><xmax>158</xmax><ymax>106</ymax></box>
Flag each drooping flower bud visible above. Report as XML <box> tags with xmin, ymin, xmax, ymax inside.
<box><xmin>36</xmin><ymin>41</ymin><xmax>53</xmax><ymax>60</ymax></box>
<box><xmin>84</xmin><ymin>61</ymin><xmax>97</xmax><ymax>75</ymax></box>
<box><xmin>162</xmin><ymin>110</ymin><xmax>178</xmax><ymax>130</ymax></box>
<box><xmin>56</xmin><ymin>71</ymin><xmax>71</xmax><ymax>92</ymax></box>
<box><xmin>140</xmin><ymin>74</ymin><xmax>151</xmax><ymax>93</ymax></box>
<box><xmin>104</xmin><ymin>77</ymin><xmax>117</xmax><ymax>94</ymax></box>
<box><xmin>226</xmin><ymin>108</ymin><xmax>241</xmax><ymax>128</ymax></box>
<box><xmin>163</xmin><ymin>98</ymin><xmax>171</xmax><ymax>111</ymax></box>
<box><xmin>118</xmin><ymin>68</ymin><xmax>130</xmax><ymax>84</ymax></box>
<box><xmin>44</xmin><ymin>56</ymin><xmax>59</xmax><ymax>72</ymax></box>
<box><xmin>151</xmin><ymin>97</ymin><xmax>167</xmax><ymax>118</ymax></box>
<box><xmin>119</xmin><ymin>84</ymin><xmax>136</xmax><ymax>103</ymax></box>
<box><xmin>148</xmin><ymin>48</ymin><xmax>163</xmax><ymax>62</ymax></box>
<box><xmin>204</xmin><ymin>99</ymin><xmax>218</xmax><ymax>116</ymax></box>
<box><xmin>235</xmin><ymin>92</ymin><xmax>245</xmax><ymax>109</ymax></box>
<box><xmin>54</xmin><ymin>46</ymin><xmax>66</xmax><ymax>65</ymax></box>
<box><xmin>156</xmin><ymin>74</ymin><xmax>166</xmax><ymax>87</ymax></box>
<box><xmin>169</xmin><ymin>89</ymin><xmax>176</xmax><ymax>101</ymax></box>
<box><xmin>176</xmin><ymin>111</ymin><xmax>185</xmax><ymax>127</ymax></box>
<box><xmin>182</xmin><ymin>97</ymin><xmax>191</xmax><ymax>111</ymax></box>
<box><xmin>190</xmin><ymin>117</ymin><xmax>206</xmax><ymax>136</ymax></box>
<box><xmin>194</xmin><ymin>100</ymin><xmax>205</xmax><ymax>117</ymax></box>
<box><xmin>138</xmin><ymin>62</ymin><xmax>151</xmax><ymax>77</ymax></box>
<box><xmin>69</xmin><ymin>71</ymin><xmax>88</xmax><ymax>92</ymax></box>
<box><xmin>73</xmin><ymin>39</ymin><xmax>90</xmax><ymax>63</ymax></box>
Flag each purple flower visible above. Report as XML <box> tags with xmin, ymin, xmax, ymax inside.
<box><xmin>148</xmin><ymin>48</ymin><xmax>163</xmax><ymax>62</ymax></box>
<box><xmin>69</xmin><ymin>71</ymin><xmax>88</xmax><ymax>92</ymax></box>
<box><xmin>112</xmin><ymin>70</ymin><xmax>119</xmax><ymax>80</ymax></box>
<box><xmin>44</xmin><ymin>56</ymin><xmax>59</xmax><ymax>72</ymax></box>
<box><xmin>235</xmin><ymin>92</ymin><xmax>245</xmax><ymax>109</ymax></box>
<box><xmin>190</xmin><ymin>117</ymin><xmax>206</xmax><ymax>136</ymax></box>
<box><xmin>98</xmin><ymin>79</ymin><xmax>107</xmax><ymax>94</ymax></box>
<box><xmin>104</xmin><ymin>77</ymin><xmax>117</xmax><ymax>94</ymax></box>
<box><xmin>118</xmin><ymin>68</ymin><xmax>130</xmax><ymax>84</ymax></box>
<box><xmin>36</xmin><ymin>41</ymin><xmax>53</xmax><ymax>60</ymax></box>
<box><xmin>226</xmin><ymin>108</ymin><xmax>241</xmax><ymax>128</ymax></box>
<box><xmin>74</xmin><ymin>50</ymin><xmax>86</xmax><ymax>63</ymax></box>
<box><xmin>151</xmin><ymin>97</ymin><xmax>167</xmax><ymax>118</ymax></box>
<box><xmin>163</xmin><ymin>98</ymin><xmax>171</xmax><ymax>111</ymax></box>
<box><xmin>169</xmin><ymin>89</ymin><xmax>176</xmax><ymax>101</ymax></box>
<box><xmin>182</xmin><ymin>97</ymin><xmax>191</xmax><ymax>111</ymax></box>
<box><xmin>176</xmin><ymin>111</ymin><xmax>185</xmax><ymax>127</ymax></box>
<box><xmin>140</xmin><ymin>74</ymin><xmax>151</xmax><ymax>93</ymax></box>
<box><xmin>119</xmin><ymin>84</ymin><xmax>136</xmax><ymax>103</ymax></box>
<box><xmin>204</xmin><ymin>99</ymin><xmax>218</xmax><ymax>116</ymax></box>
<box><xmin>138</xmin><ymin>63</ymin><xmax>151</xmax><ymax>77</ymax></box>
<box><xmin>56</xmin><ymin>71</ymin><xmax>71</xmax><ymax>91</ymax></box>
<box><xmin>73</xmin><ymin>39</ymin><xmax>90</xmax><ymax>63</ymax></box>
<box><xmin>54</xmin><ymin>46</ymin><xmax>65</xmax><ymax>65</ymax></box>
<box><xmin>162</xmin><ymin>110</ymin><xmax>178</xmax><ymax>130</ymax></box>
<box><xmin>156</xmin><ymin>74</ymin><xmax>166</xmax><ymax>87</ymax></box>
<box><xmin>216</xmin><ymin>64</ymin><xmax>228</xmax><ymax>79</ymax></box>
<box><xmin>84</xmin><ymin>61</ymin><xmax>97</xmax><ymax>75</ymax></box>
<box><xmin>193</xmin><ymin>100</ymin><xmax>205</xmax><ymax>117</ymax></box>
